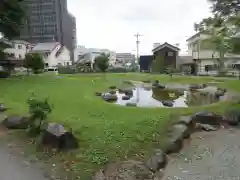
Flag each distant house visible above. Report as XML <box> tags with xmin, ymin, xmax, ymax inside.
<box><xmin>0</xmin><ymin>38</ymin><xmax>32</xmax><ymax>68</ymax></box>
<box><xmin>139</xmin><ymin>55</ymin><xmax>153</xmax><ymax>72</ymax></box>
<box><xmin>139</xmin><ymin>42</ymin><xmax>180</xmax><ymax>73</ymax></box>
<box><xmin>152</xmin><ymin>42</ymin><xmax>180</xmax><ymax>70</ymax></box>
<box><xmin>30</xmin><ymin>42</ymin><xmax>71</xmax><ymax>71</ymax></box>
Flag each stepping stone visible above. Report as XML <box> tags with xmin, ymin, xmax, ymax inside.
<box><xmin>146</xmin><ymin>149</ymin><xmax>167</xmax><ymax>172</ymax></box>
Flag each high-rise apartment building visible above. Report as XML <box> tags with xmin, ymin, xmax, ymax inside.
<box><xmin>20</xmin><ymin>0</ymin><xmax>76</xmax><ymax>60</ymax></box>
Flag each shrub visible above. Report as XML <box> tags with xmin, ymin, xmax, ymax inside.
<box><xmin>27</xmin><ymin>94</ymin><xmax>52</xmax><ymax>135</ymax></box>
<box><xmin>58</xmin><ymin>66</ymin><xmax>76</xmax><ymax>74</ymax></box>
<box><xmin>0</xmin><ymin>71</ymin><xmax>10</xmax><ymax>78</ymax></box>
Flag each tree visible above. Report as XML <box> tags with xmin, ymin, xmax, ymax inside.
<box><xmin>94</xmin><ymin>53</ymin><xmax>109</xmax><ymax>75</ymax></box>
<box><xmin>0</xmin><ymin>0</ymin><xmax>26</xmax><ymax>75</ymax></box>
<box><xmin>151</xmin><ymin>56</ymin><xmax>164</xmax><ymax>73</ymax></box>
<box><xmin>195</xmin><ymin>9</ymin><xmax>239</xmax><ymax>75</ymax></box>
<box><xmin>0</xmin><ymin>0</ymin><xmax>26</xmax><ymax>39</ymax></box>
<box><xmin>24</xmin><ymin>53</ymin><xmax>44</xmax><ymax>74</ymax></box>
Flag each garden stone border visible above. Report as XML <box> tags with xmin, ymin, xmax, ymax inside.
<box><xmin>93</xmin><ymin>108</ymin><xmax>240</xmax><ymax>180</ymax></box>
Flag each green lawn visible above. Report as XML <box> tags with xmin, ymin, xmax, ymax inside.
<box><xmin>0</xmin><ymin>73</ymin><xmax>239</xmax><ymax>178</ymax></box>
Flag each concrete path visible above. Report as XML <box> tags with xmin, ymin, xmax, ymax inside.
<box><xmin>162</xmin><ymin>127</ymin><xmax>240</xmax><ymax>180</ymax></box>
<box><xmin>0</xmin><ymin>145</ymin><xmax>49</xmax><ymax>180</ymax></box>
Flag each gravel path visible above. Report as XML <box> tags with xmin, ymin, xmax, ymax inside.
<box><xmin>162</xmin><ymin>127</ymin><xmax>240</xmax><ymax>180</ymax></box>
<box><xmin>0</xmin><ymin>145</ymin><xmax>49</xmax><ymax>180</ymax></box>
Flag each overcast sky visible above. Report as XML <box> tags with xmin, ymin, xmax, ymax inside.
<box><xmin>67</xmin><ymin>0</ymin><xmax>212</xmax><ymax>55</ymax></box>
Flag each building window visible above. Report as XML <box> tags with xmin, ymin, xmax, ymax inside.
<box><xmin>168</xmin><ymin>52</ymin><xmax>174</xmax><ymax>56</ymax></box>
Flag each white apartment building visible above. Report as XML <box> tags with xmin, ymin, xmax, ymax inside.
<box><xmin>74</xmin><ymin>46</ymin><xmax>117</xmax><ymax>67</ymax></box>
<box><xmin>116</xmin><ymin>53</ymin><xmax>135</xmax><ymax>64</ymax></box>
<box><xmin>187</xmin><ymin>32</ymin><xmax>240</xmax><ymax>75</ymax></box>
<box><xmin>30</xmin><ymin>42</ymin><xmax>71</xmax><ymax>70</ymax></box>
<box><xmin>1</xmin><ymin>39</ymin><xmax>32</xmax><ymax>60</ymax></box>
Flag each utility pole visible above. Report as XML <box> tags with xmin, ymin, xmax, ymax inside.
<box><xmin>134</xmin><ymin>33</ymin><xmax>143</xmax><ymax>62</ymax></box>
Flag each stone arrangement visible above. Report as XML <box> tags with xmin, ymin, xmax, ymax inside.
<box><xmin>93</xmin><ymin>109</ymin><xmax>240</xmax><ymax>180</ymax></box>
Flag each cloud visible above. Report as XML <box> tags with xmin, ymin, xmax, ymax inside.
<box><xmin>67</xmin><ymin>0</ymin><xmax>212</xmax><ymax>54</ymax></box>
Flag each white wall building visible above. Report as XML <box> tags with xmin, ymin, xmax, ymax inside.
<box><xmin>1</xmin><ymin>39</ymin><xmax>32</xmax><ymax>60</ymax></box>
<box><xmin>116</xmin><ymin>53</ymin><xmax>135</xmax><ymax>64</ymax></box>
<box><xmin>74</xmin><ymin>46</ymin><xmax>116</xmax><ymax>67</ymax></box>
<box><xmin>30</xmin><ymin>42</ymin><xmax>71</xmax><ymax>70</ymax></box>
<box><xmin>186</xmin><ymin>32</ymin><xmax>240</xmax><ymax>76</ymax></box>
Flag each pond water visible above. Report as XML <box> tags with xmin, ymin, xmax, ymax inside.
<box><xmin>113</xmin><ymin>85</ymin><xmax>218</xmax><ymax>108</ymax></box>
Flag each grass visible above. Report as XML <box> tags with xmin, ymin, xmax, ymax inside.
<box><xmin>0</xmin><ymin>73</ymin><xmax>239</xmax><ymax>179</ymax></box>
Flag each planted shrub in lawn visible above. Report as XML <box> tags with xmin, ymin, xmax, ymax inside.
<box><xmin>27</xmin><ymin>94</ymin><xmax>52</xmax><ymax>135</ymax></box>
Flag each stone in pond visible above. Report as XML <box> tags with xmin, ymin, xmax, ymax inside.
<box><xmin>215</xmin><ymin>89</ymin><xmax>225</xmax><ymax>99</ymax></box>
<box><xmin>2</xmin><ymin>115</ymin><xmax>29</xmax><ymax>129</ymax></box>
<box><xmin>192</xmin><ymin>111</ymin><xmax>223</xmax><ymax>125</ymax></box>
<box><xmin>109</xmin><ymin>90</ymin><xmax>116</xmax><ymax>94</ymax></box>
<box><xmin>102</xmin><ymin>93</ymin><xmax>118</xmax><ymax>102</ymax></box>
<box><xmin>146</xmin><ymin>149</ymin><xmax>167</xmax><ymax>172</ymax></box>
<box><xmin>41</xmin><ymin>123</ymin><xmax>78</xmax><ymax>150</ymax></box>
<box><xmin>122</xmin><ymin>95</ymin><xmax>130</xmax><ymax>100</ymax></box>
<box><xmin>126</xmin><ymin>102</ymin><xmax>137</xmax><ymax>107</ymax></box>
<box><xmin>95</xmin><ymin>92</ymin><xmax>102</xmax><ymax>96</ymax></box>
<box><xmin>162</xmin><ymin>100</ymin><xmax>173</xmax><ymax>107</ymax></box>
<box><xmin>175</xmin><ymin>116</ymin><xmax>194</xmax><ymax>128</ymax></box>
<box><xmin>124</xmin><ymin>89</ymin><xmax>133</xmax><ymax>96</ymax></box>
<box><xmin>109</xmin><ymin>85</ymin><xmax>116</xmax><ymax>89</ymax></box>
<box><xmin>0</xmin><ymin>103</ymin><xmax>6</xmax><ymax>112</ymax></box>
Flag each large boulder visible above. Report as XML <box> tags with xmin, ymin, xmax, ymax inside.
<box><xmin>122</xmin><ymin>95</ymin><xmax>131</xmax><ymax>100</ymax></box>
<box><xmin>175</xmin><ymin>116</ymin><xmax>194</xmax><ymax>129</ymax></box>
<box><xmin>161</xmin><ymin>100</ymin><xmax>173</xmax><ymax>107</ymax></box>
<box><xmin>93</xmin><ymin>160</ymin><xmax>155</xmax><ymax>180</ymax></box>
<box><xmin>102</xmin><ymin>93</ymin><xmax>118</xmax><ymax>102</ymax></box>
<box><xmin>214</xmin><ymin>89</ymin><xmax>225</xmax><ymax>99</ymax></box>
<box><xmin>2</xmin><ymin>115</ymin><xmax>29</xmax><ymax>129</ymax></box>
<box><xmin>192</xmin><ymin>111</ymin><xmax>223</xmax><ymax>125</ymax></box>
<box><xmin>118</xmin><ymin>88</ymin><xmax>133</xmax><ymax>96</ymax></box>
<box><xmin>223</xmin><ymin>109</ymin><xmax>240</xmax><ymax>126</ymax></box>
<box><xmin>145</xmin><ymin>149</ymin><xmax>167</xmax><ymax>173</ymax></box>
<box><xmin>41</xmin><ymin>123</ymin><xmax>78</xmax><ymax>151</ymax></box>
<box><xmin>164</xmin><ymin>124</ymin><xmax>189</xmax><ymax>154</ymax></box>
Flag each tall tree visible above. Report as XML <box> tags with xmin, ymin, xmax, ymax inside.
<box><xmin>0</xmin><ymin>0</ymin><xmax>25</xmax><ymax>39</ymax></box>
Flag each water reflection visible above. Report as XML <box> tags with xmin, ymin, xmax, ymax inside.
<box><xmin>114</xmin><ymin>86</ymin><xmax>217</xmax><ymax>108</ymax></box>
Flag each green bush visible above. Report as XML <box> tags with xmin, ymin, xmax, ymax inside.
<box><xmin>0</xmin><ymin>71</ymin><xmax>10</xmax><ymax>78</ymax></box>
<box><xmin>58</xmin><ymin>66</ymin><xmax>76</xmax><ymax>74</ymax></box>
<box><xmin>27</xmin><ymin>94</ymin><xmax>52</xmax><ymax>135</ymax></box>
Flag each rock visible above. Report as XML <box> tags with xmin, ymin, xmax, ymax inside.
<box><xmin>195</xmin><ymin>123</ymin><xmax>218</xmax><ymax>131</ymax></box>
<box><xmin>175</xmin><ymin>116</ymin><xmax>194</xmax><ymax>128</ymax></box>
<box><xmin>172</xmin><ymin>124</ymin><xmax>190</xmax><ymax>139</ymax></box>
<box><xmin>217</xmin><ymin>87</ymin><xmax>226</xmax><ymax>93</ymax></box>
<box><xmin>109</xmin><ymin>90</ymin><xmax>116</xmax><ymax>95</ymax></box>
<box><xmin>189</xmin><ymin>84</ymin><xmax>200</xmax><ymax>90</ymax></box>
<box><xmin>165</xmin><ymin>124</ymin><xmax>189</xmax><ymax>154</ymax></box>
<box><xmin>98</xmin><ymin>160</ymin><xmax>154</xmax><ymax>180</ymax></box>
<box><xmin>142</xmin><ymin>80</ymin><xmax>151</xmax><ymax>83</ymax></box>
<box><xmin>126</xmin><ymin>102</ymin><xmax>137</xmax><ymax>107</ymax></box>
<box><xmin>146</xmin><ymin>149</ymin><xmax>167</xmax><ymax>172</ymax></box>
<box><xmin>223</xmin><ymin>109</ymin><xmax>240</xmax><ymax>126</ymax></box>
<box><xmin>102</xmin><ymin>93</ymin><xmax>118</xmax><ymax>102</ymax></box>
<box><xmin>109</xmin><ymin>85</ymin><xmax>116</xmax><ymax>89</ymax></box>
<box><xmin>161</xmin><ymin>100</ymin><xmax>173</xmax><ymax>107</ymax></box>
<box><xmin>192</xmin><ymin>111</ymin><xmax>223</xmax><ymax>125</ymax></box>
<box><xmin>118</xmin><ymin>88</ymin><xmax>133</xmax><ymax>96</ymax></box>
<box><xmin>156</xmin><ymin>84</ymin><xmax>165</xmax><ymax>89</ymax></box>
<box><xmin>41</xmin><ymin>123</ymin><xmax>78</xmax><ymax>151</ymax></box>
<box><xmin>122</xmin><ymin>95</ymin><xmax>131</xmax><ymax>100</ymax></box>
<box><xmin>95</xmin><ymin>92</ymin><xmax>102</xmax><ymax>96</ymax></box>
<box><xmin>0</xmin><ymin>103</ymin><xmax>6</xmax><ymax>112</ymax></box>
<box><xmin>92</xmin><ymin>170</ymin><xmax>105</xmax><ymax>180</ymax></box>
<box><xmin>215</xmin><ymin>90</ymin><xmax>225</xmax><ymax>99</ymax></box>
<box><xmin>2</xmin><ymin>116</ymin><xmax>29</xmax><ymax>129</ymax></box>
<box><xmin>165</xmin><ymin>135</ymin><xmax>183</xmax><ymax>154</ymax></box>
